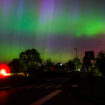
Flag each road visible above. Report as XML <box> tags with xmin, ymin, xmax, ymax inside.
<box><xmin>0</xmin><ymin>77</ymin><xmax>93</xmax><ymax>105</ymax></box>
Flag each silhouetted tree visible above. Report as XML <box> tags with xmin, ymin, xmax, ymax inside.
<box><xmin>73</xmin><ymin>58</ymin><xmax>82</xmax><ymax>70</ymax></box>
<box><xmin>44</xmin><ymin>59</ymin><xmax>54</xmax><ymax>72</ymax></box>
<box><xmin>83</xmin><ymin>56</ymin><xmax>92</xmax><ymax>72</ymax></box>
<box><xmin>9</xmin><ymin>59</ymin><xmax>21</xmax><ymax>73</ymax></box>
<box><xmin>95</xmin><ymin>51</ymin><xmax>105</xmax><ymax>76</ymax></box>
<box><xmin>66</xmin><ymin>60</ymin><xmax>76</xmax><ymax>71</ymax></box>
<box><xmin>19</xmin><ymin>48</ymin><xmax>42</xmax><ymax>75</ymax></box>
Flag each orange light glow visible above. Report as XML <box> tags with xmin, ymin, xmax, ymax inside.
<box><xmin>0</xmin><ymin>64</ymin><xmax>10</xmax><ymax>76</ymax></box>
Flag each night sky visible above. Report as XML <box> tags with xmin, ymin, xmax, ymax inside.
<box><xmin>0</xmin><ymin>0</ymin><xmax>105</xmax><ymax>63</ymax></box>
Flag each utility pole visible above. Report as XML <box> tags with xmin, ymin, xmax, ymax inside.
<box><xmin>74</xmin><ymin>48</ymin><xmax>78</xmax><ymax>58</ymax></box>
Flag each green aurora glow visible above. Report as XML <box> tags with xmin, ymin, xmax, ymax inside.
<box><xmin>0</xmin><ymin>11</ymin><xmax>105</xmax><ymax>37</ymax></box>
<box><xmin>0</xmin><ymin>0</ymin><xmax>105</xmax><ymax>63</ymax></box>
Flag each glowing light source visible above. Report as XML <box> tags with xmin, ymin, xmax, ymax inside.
<box><xmin>60</xmin><ymin>63</ymin><xmax>63</xmax><ymax>66</ymax></box>
<box><xmin>0</xmin><ymin>64</ymin><xmax>10</xmax><ymax>76</ymax></box>
<box><xmin>0</xmin><ymin>69</ymin><xmax>7</xmax><ymax>76</ymax></box>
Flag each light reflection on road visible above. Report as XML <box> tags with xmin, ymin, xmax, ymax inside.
<box><xmin>0</xmin><ymin>90</ymin><xmax>8</xmax><ymax>97</ymax></box>
<box><xmin>0</xmin><ymin>90</ymin><xmax>8</xmax><ymax>104</ymax></box>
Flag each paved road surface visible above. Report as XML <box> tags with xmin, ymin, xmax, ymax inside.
<box><xmin>0</xmin><ymin>77</ymin><xmax>93</xmax><ymax>105</ymax></box>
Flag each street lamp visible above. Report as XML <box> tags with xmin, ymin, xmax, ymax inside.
<box><xmin>74</xmin><ymin>48</ymin><xmax>78</xmax><ymax>58</ymax></box>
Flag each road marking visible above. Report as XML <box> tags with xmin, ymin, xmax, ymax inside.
<box><xmin>31</xmin><ymin>90</ymin><xmax>62</xmax><ymax>105</ymax></box>
<box><xmin>0</xmin><ymin>86</ymin><xmax>11</xmax><ymax>90</ymax></box>
<box><xmin>38</xmin><ymin>85</ymin><xmax>46</xmax><ymax>88</ymax></box>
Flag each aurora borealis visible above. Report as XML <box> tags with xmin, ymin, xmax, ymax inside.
<box><xmin>0</xmin><ymin>0</ymin><xmax>105</xmax><ymax>63</ymax></box>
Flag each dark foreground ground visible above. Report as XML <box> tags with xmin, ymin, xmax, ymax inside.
<box><xmin>0</xmin><ymin>72</ymin><xmax>105</xmax><ymax>105</ymax></box>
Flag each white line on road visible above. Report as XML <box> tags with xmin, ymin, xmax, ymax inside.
<box><xmin>38</xmin><ymin>85</ymin><xmax>46</xmax><ymax>88</ymax></box>
<box><xmin>31</xmin><ymin>90</ymin><xmax>63</xmax><ymax>105</ymax></box>
<box><xmin>0</xmin><ymin>86</ymin><xmax>11</xmax><ymax>90</ymax></box>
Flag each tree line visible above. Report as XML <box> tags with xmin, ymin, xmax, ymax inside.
<box><xmin>8</xmin><ymin>48</ymin><xmax>105</xmax><ymax>77</ymax></box>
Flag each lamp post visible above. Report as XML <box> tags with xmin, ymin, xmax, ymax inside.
<box><xmin>74</xmin><ymin>48</ymin><xmax>78</xmax><ymax>58</ymax></box>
